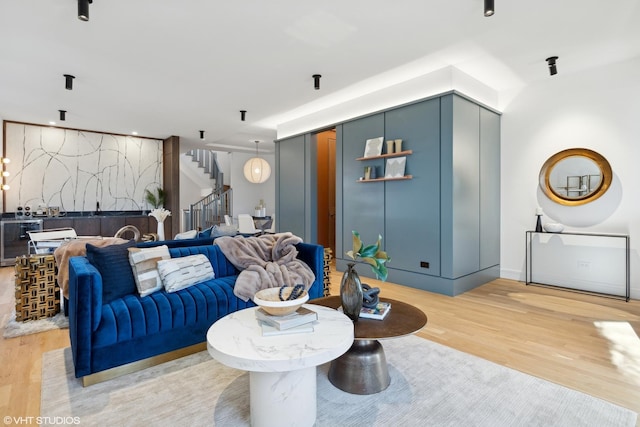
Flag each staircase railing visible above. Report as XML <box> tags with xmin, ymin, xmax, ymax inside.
<box><xmin>185</xmin><ymin>148</ymin><xmax>224</xmax><ymax>193</ymax></box>
<box><xmin>189</xmin><ymin>188</ymin><xmax>233</xmax><ymax>231</ymax></box>
<box><xmin>186</xmin><ymin>148</ymin><xmax>230</xmax><ymax>230</ymax></box>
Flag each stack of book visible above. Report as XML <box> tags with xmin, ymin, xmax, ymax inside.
<box><xmin>339</xmin><ymin>301</ymin><xmax>392</xmax><ymax>320</ymax></box>
<box><xmin>255</xmin><ymin>306</ymin><xmax>318</xmax><ymax>336</ymax></box>
<box><xmin>359</xmin><ymin>301</ymin><xmax>391</xmax><ymax>320</ymax></box>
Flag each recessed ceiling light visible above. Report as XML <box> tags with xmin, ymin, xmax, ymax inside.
<box><xmin>49</xmin><ymin>121</ymin><xmax>56</xmax><ymax>125</ymax></box>
<box><xmin>132</xmin><ymin>131</ymin><xmax>138</xmax><ymax>135</ymax></box>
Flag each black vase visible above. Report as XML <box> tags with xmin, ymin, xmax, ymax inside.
<box><xmin>535</xmin><ymin>215</ymin><xmax>543</xmax><ymax>232</ymax></box>
<box><xmin>340</xmin><ymin>263</ymin><xmax>363</xmax><ymax>322</ymax></box>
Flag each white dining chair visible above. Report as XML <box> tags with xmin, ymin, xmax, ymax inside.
<box><xmin>237</xmin><ymin>214</ymin><xmax>260</xmax><ymax>234</ymax></box>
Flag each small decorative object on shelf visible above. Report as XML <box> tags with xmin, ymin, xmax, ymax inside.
<box><xmin>394</xmin><ymin>139</ymin><xmax>403</xmax><ymax>153</ymax></box>
<box><xmin>543</xmin><ymin>223</ymin><xmax>564</xmax><ymax>233</ymax></box>
<box><xmin>386</xmin><ymin>140</ymin><xmax>394</xmax><ymax>154</ymax></box>
<box><xmin>384</xmin><ymin>156</ymin><xmax>406</xmax><ymax>179</ymax></box>
<box><xmin>341</xmin><ymin>231</ymin><xmax>391</xmax><ymax>322</ymax></box>
<box><xmin>364</xmin><ymin>137</ymin><xmax>383</xmax><ymax>157</ymax></box>
<box><xmin>535</xmin><ymin>207</ymin><xmax>543</xmax><ymax>232</ymax></box>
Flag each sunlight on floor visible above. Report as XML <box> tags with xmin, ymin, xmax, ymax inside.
<box><xmin>594</xmin><ymin>321</ymin><xmax>640</xmax><ymax>385</ymax></box>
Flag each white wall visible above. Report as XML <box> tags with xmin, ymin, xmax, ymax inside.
<box><xmin>179</xmin><ymin>149</ymin><xmax>276</xmax><ymax>229</ymax></box>
<box><xmin>500</xmin><ymin>56</ymin><xmax>640</xmax><ymax>298</ymax></box>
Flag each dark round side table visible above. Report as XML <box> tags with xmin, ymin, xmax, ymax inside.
<box><xmin>311</xmin><ymin>295</ymin><xmax>427</xmax><ymax>395</ymax></box>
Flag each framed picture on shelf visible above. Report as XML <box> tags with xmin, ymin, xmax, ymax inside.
<box><xmin>384</xmin><ymin>156</ymin><xmax>406</xmax><ymax>179</ymax></box>
<box><xmin>363</xmin><ymin>137</ymin><xmax>383</xmax><ymax>158</ymax></box>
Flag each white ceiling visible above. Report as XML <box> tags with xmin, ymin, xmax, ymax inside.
<box><xmin>1</xmin><ymin>1</ymin><xmax>638</xmax><ymax>153</ymax></box>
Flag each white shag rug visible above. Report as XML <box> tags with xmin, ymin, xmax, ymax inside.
<box><xmin>3</xmin><ymin>310</ymin><xmax>68</xmax><ymax>339</ymax></box>
<box><xmin>40</xmin><ymin>335</ymin><xmax>636</xmax><ymax>427</ymax></box>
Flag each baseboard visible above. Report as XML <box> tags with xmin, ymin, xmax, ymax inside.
<box><xmin>82</xmin><ymin>342</ymin><xmax>207</xmax><ymax>387</ymax></box>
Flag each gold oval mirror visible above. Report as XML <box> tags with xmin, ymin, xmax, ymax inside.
<box><xmin>539</xmin><ymin>148</ymin><xmax>612</xmax><ymax>206</ymax></box>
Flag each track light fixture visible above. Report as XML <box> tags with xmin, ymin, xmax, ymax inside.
<box><xmin>240</xmin><ymin>110</ymin><xmax>247</xmax><ymax>121</ymax></box>
<box><xmin>78</xmin><ymin>0</ymin><xmax>93</xmax><ymax>22</ymax></box>
<box><xmin>59</xmin><ymin>110</ymin><xmax>67</xmax><ymax>121</ymax></box>
<box><xmin>313</xmin><ymin>74</ymin><xmax>322</xmax><ymax>90</ymax></box>
<box><xmin>199</xmin><ymin>130</ymin><xmax>205</xmax><ymax>140</ymax></box>
<box><xmin>64</xmin><ymin>74</ymin><xmax>75</xmax><ymax>90</ymax></box>
<box><xmin>546</xmin><ymin>56</ymin><xmax>559</xmax><ymax>76</ymax></box>
<box><xmin>484</xmin><ymin>0</ymin><xmax>495</xmax><ymax>17</ymax></box>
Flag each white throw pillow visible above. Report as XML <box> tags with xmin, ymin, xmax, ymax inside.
<box><xmin>128</xmin><ymin>245</ymin><xmax>171</xmax><ymax>297</ymax></box>
<box><xmin>157</xmin><ymin>254</ymin><xmax>215</xmax><ymax>293</ymax></box>
<box><xmin>174</xmin><ymin>229</ymin><xmax>198</xmax><ymax>240</ymax></box>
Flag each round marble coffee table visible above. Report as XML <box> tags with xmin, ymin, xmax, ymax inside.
<box><xmin>206</xmin><ymin>304</ymin><xmax>353</xmax><ymax>427</ymax></box>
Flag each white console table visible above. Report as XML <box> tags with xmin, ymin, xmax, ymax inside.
<box><xmin>525</xmin><ymin>230</ymin><xmax>630</xmax><ymax>301</ymax></box>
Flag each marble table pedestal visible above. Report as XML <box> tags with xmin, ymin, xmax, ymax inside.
<box><xmin>207</xmin><ymin>304</ymin><xmax>354</xmax><ymax>427</ymax></box>
<box><xmin>250</xmin><ymin>367</ymin><xmax>316</xmax><ymax>427</ymax></box>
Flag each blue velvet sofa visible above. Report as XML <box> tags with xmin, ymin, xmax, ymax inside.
<box><xmin>67</xmin><ymin>241</ymin><xmax>324</xmax><ymax>384</ymax></box>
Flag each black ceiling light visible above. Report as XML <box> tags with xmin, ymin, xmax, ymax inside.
<box><xmin>59</xmin><ymin>110</ymin><xmax>67</xmax><ymax>121</ymax></box>
<box><xmin>240</xmin><ymin>110</ymin><xmax>247</xmax><ymax>121</ymax></box>
<box><xmin>78</xmin><ymin>0</ymin><xmax>93</xmax><ymax>22</ymax></box>
<box><xmin>64</xmin><ymin>74</ymin><xmax>75</xmax><ymax>90</ymax></box>
<box><xmin>313</xmin><ymin>74</ymin><xmax>322</xmax><ymax>90</ymax></box>
<box><xmin>484</xmin><ymin>0</ymin><xmax>495</xmax><ymax>17</ymax></box>
<box><xmin>199</xmin><ymin>130</ymin><xmax>205</xmax><ymax>140</ymax></box>
<box><xmin>546</xmin><ymin>56</ymin><xmax>559</xmax><ymax>76</ymax></box>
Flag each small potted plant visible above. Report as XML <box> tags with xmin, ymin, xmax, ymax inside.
<box><xmin>341</xmin><ymin>231</ymin><xmax>390</xmax><ymax>321</ymax></box>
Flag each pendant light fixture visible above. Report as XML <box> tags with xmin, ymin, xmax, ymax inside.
<box><xmin>78</xmin><ymin>0</ymin><xmax>93</xmax><ymax>21</ymax></box>
<box><xmin>484</xmin><ymin>0</ymin><xmax>495</xmax><ymax>17</ymax></box>
<box><xmin>243</xmin><ymin>141</ymin><xmax>271</xmax><ymax>184</ymax></box>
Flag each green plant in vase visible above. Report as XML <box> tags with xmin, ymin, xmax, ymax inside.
<box><xmin>341</xmin><ymin>231</ymin><xmax>391</xmax><ymax>322</ymax></box>
<box><xmin>144</xmin><ymin>187</ymin><xmax>166</xmax><ymax>209</ymax></box>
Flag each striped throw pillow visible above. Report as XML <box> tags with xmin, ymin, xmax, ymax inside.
<box><xmin>128</xmin><ymin>245</ymin><xmax>171</xmax><ymax>297</ymax></box>
<box><xmin>157</xmin><ymin>254</ymin><xmax>215</xmax><ymax>293</ymax></box>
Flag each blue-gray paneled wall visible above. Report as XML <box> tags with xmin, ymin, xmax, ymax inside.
<box><xmin>480</xmin><ymin>107</ymin><xmax>501</xmax><ymax>269</ymax></box>
<box><xmin>276</xmin><ymin>91</ymin><xmax>500</xmax><ymax>296</ymax></box>
<box><xmin>441</xmin><ymin>95</ymin><xmax>481</xmax><ymax>279</ymax></box>
<box><xmin>384</xmin><ymin>98</ymin><xmax>441</xmax><ymax>277</ymax></box>
<box><xmin>275</xmin><ymin>134</ymin><xmax>306</xmax><ymax>239</ymax></box>
<box><xmin>341</xmin><ymin>113</ymin><xmax>385</xmax><ymax>258</ymax></box>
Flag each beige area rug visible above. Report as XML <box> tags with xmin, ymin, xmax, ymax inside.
<box><xmin>2</xmin><ymin>310</ymin><xmax>68</xmax><ymax>339</ymax></box>
<box><xmin>40</xmin><ymin>335</ymin><xmax>636</xmax><ymax>427</ymax></box>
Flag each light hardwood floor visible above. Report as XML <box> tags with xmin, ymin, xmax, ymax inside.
<box><xmin>1</xmin><ymin>265</ymin><xmax>639</xmax><ymax>423</ymax></box>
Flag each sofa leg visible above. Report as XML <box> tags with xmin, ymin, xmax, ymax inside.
<box><xmin>81</xmin><ymin>342</ymin><xmax>207</xmax><ymax>386</ymax></box>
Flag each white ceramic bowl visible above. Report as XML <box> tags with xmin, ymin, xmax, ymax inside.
<box><xmin>253</xmin><ymin>286</ymin><xmax>309</xmax><ymax>316</ymax></box>
<box><xmin>543</xmin><ymin>223</ymin><xmax>564</xmax><ymax>233</ymax></box>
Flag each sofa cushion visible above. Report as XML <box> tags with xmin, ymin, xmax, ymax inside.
<box><xmin>157</xmin><ymin>254</ymin><xmax>215</xmax><ymax>293</ymax></box>
<box><xmin>86</xmin><ymin>240</ymin><xmax>137</xmax><ymax>304</ymax></box>
<box><xmin>128</xmin><ymin>245</ymin><xmax>171</xmax><ymax>297</ymax></box>
<box><xmin>92</xmin><ymin>275</ymin><xmax>251</xmax><ymax>348</ymax></box>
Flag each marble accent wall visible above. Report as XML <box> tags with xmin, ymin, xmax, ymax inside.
<box><xmin>4</xmin><ymin>122</ymin><xmax>162</xmax><ymax>213</ymax></box>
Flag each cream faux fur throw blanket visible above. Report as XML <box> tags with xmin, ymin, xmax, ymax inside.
<box><xmin>214</xmin><ymin>233</ymin><xmax>315</xmax><ymax>301</ymax></box>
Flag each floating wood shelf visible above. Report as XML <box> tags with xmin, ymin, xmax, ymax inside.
<box><xmin>356</xmin><ymin>150</ymin><xmax>412</xmax><ymax>161</ymax></box>
<box><xmin>357</xmin><ymin>175</ymin><xmax>413</xmax><ymax>183</ymax></box>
